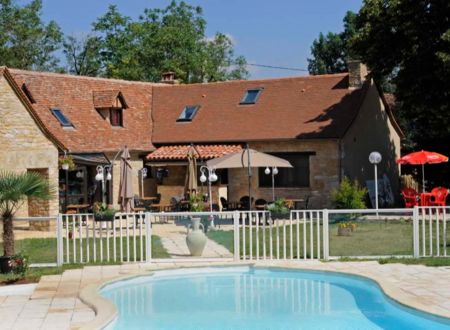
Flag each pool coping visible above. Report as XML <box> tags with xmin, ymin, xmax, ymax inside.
<box><xmin>77</xmin><ymin>262</ymin><xmax>450</xmax><ymax>329</ymax></box>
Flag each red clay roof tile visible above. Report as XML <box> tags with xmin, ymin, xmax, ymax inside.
<box><xmin>146</xmin><ymin>144</ymin><xmax>242</xmax><ymax>160</ymax></box>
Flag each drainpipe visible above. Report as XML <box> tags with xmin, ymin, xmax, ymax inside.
<box><xmin>338</xmin><ymin>139</ymin><xmax>343</xmax><ymax>183</ymax></box>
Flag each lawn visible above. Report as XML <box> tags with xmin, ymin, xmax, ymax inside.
<box><xmin>207</xmin><ymin>219</ymin><xmax>450</xmax><ymax>259</ymax></box>
<box><xmin>0</xmin><ymin>235</ymin><xmax>169</xmax><ymax>264</ymax></box>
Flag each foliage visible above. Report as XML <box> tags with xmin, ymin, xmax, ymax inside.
<box><xmin>9</xmin><ymin>251</ymin><xmax>28</xmax><ymax>277</ymax></box>
<box><xmin>92</xmin><ymin>1</ymin><xmax>248</xmax><ymax>82</ymax></box>
<box><xmin>189</xmin><ymin>193</ymin><xmax>205</xmax><ymax>212</ymax></box>
<box><xmin>92</xmin><ymin>202</ymin><xmax>116</xmax><ymax>219</ymax></box>
<box><xmin>58</xmin><ymin>155</ymin><xmax>75</xmax><ymax>170</ymax></box>
<box><xmin>0</xmin><ymin>0</ymin><xmax>62</xmax><ymax>70</ymax></box>
<box><xmin>63</xmin><ymin>33</ymin><xmax>103</xmax><ymax>76</ymax></box>
<box><xmin>267</xmin><ymin>198</ymin><xmax>290</xmax><ymax>214</ymax></box>
<box><xmin>331</xmin><ymin>177</ymin><xmax>367</xmax><ymax>209</ymax></box>
<box><xmin>350</xmin><ymin>0</ymin><xmax>450</xmax><ymax>185</ymax></box>
<box><xmin>337</xmin><ymin>221</ymin><xmax>357</xmax><ymax>231</ymax></box>
<box><xmin>0</xmin><ymin>171</ymin><xmax>54</xmax><ymax>256</ymax></box>
<box><xmin>308</xmin><ymin>11</ymin><xmax>357</xmax><ymax>75</ymax></box>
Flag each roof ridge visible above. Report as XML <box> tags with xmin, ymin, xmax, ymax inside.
<box><xmin>8</xmin><ymin>68</ymin><xmax>163</xmax><ymax>86</ymax></box>
<box><xmin>154</xmin><ymin>73</ymin><xmax>349</xmax><ymax>88</ymax></box>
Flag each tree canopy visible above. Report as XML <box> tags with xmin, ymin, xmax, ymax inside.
<box><xmin>307</xmin><ymin>11</ymin><xmax>357</xmax><ymax>75</ymax></box>
<box><xmin>0</xmin><ymin>0</ymin><xmax>62</xmax><ymax>71</ymax></box>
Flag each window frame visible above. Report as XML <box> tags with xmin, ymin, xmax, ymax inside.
<box><xmin>176</xmin><ymin>105</ymin><xmax>200</xmax><ymax>122</ymax></box>
<box><xmin>110</xmin><ymin>108</ymin><xmax>123</xmax><ymax>127</ymax></box>
<box><xmin>240</xmin><ymin>88</ymin><xmax>263</xmax><ymax>105</ymax></box>
<box><xmin>258</xmin><ymin>152</ymin><xmax>314</xmax><ymax>188</ymax></box>
<box><xmin>50</xmin><ymin>108</ymin><xmax>73</xmax><ymax>127</ymax></box>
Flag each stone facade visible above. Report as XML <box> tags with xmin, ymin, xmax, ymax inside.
<box><xmin>0</xmin><ymin>76</ymin><xmax>59</xmax><ymax>227</ymax></box>
<box><xmin>342</xmin><ymin>81</ymin><xmax>402</xmax><ymax>205</ymax></box>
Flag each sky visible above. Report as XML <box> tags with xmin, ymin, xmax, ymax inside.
<box><xmin>40</xmin><ymin>0</ymin><xmax>363</xmax><ymax>79</ymax></box>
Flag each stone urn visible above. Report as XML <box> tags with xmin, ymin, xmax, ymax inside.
<box><xmin>186</xmin><ymin>217</ymin><xmax>207</xmax><ymax>256</ymax></box>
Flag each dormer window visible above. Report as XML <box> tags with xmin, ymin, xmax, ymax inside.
<box><xmin>110</xmin><ymin>108</ymin><xmax>123</xmax><ymax>127</ymax></box>
<box><xmin>240</xmin><ymin>88</ymin><xmax>263</xmax><ymax>105</ymax></box>
<box><xmin>177</xmin><ymin>105</ymin><xmax>199</xmax><ymax>122</ymax></box>
<box><xmin>51</xmin><ymin>108</ymin><xmax>73</xmax><ymax>127</ymax></box>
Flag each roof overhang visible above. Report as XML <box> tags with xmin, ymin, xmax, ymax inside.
<box><xmin>146</xmin><ymin>144</ymin><xmax>243</xmax><ymax>162</ymax></box>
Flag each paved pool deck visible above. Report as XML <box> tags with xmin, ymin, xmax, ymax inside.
<box><xmin>1</xmin><ymin>260</ymin><xmax>450</xmax><ymax>329</ymax></box>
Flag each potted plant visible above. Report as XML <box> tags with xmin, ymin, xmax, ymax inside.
<box><xmin>267</xmin><ymin>198</ymin><xmax>290</xmax><ymax>220</ymax></box>
<box><xmin>93</xmin><ymin>202</ymin><xmax>116</xmax><ymax>222</ymax></box>
<box><xmin>59</xmin><ymin>155</ymin><xmax>75</xmax><ymax>171</ymax></box>
<box><xmin>0</xmin><ymin>171</ymin><xmax>54</xmax><ymax>273</ymax></box>
<box><xmin>337</xmin><ymin>222</ymin><xmax>354</xmax><ymax>236</ymax></box>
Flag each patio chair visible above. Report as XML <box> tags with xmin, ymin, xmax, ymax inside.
<box><xmin>401</xmin><ymin>188</ymin><xmax>419</xmax><ymax>208</ymax></box>
<box><xmin>220</xmin><ymin>197</ymin><xmax>229</xmax><ymax>211</ymax></box>
<box><xmin>239</xmin><ymin>196</ymin><xmax>254</xmax><ymax>210</ymax></box>
<box><xmin>255</xmin><ymin>198</ymin><xmax>268</xmax><ymax>210</ymax></box>
<box><xmin>429</xmin><ymin>187</ymin><xmax>448</xmax><ymax>207</ymax></box>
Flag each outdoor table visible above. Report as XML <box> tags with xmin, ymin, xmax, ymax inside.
<box><xmin>420</xmin><ymin>193</ymin><xmax>433</xmax><ymax>206</ymax></box>
<box><xmin>255</xmin><ymin>205</ymin><xmax>266</xmax><ymax>210</ymax></box>
<box><xmin>141</xmin><ymin>196</ymin><xmax>158</xmax><ymax>201</ymax></box>
<box><xmin>66</xmin><ymin>204</ymin><xmax>90</xmax><ymax>213</ymax></box>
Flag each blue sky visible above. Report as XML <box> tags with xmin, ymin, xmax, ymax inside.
<box><xmin>41</xmin><ymin>0</ymin><xmax>362</xmax><ymax>79</ymax></box>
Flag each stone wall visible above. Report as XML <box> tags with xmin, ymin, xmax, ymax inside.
<box><xmin>0</xmin><ymin>76</ymin><xmax>59</xmax><ymax>228</ymax></box>
<box><xmin>227</xmin><ymin>140</ymin><xmax>340</xmax><ymax>208</ymax></box>
<box><xmin>342</xmin><ymin>81</ymin><xmax>401</xmax><ymax>205</ymax></box>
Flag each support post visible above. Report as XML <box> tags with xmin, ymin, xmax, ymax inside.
<box><xmin>413</xmin><ymin>206</ymin><xmax>420</xmax><ymax>258</ymax></box>
<box><xmin>322</xmin><ymin>210</ymin><xmax>329</xmax><ymax>261</ymax></box>
<box><xmin>233</xmin><ymin>211</ymin><xmax>240</xmax><ymax>261</ymax></box>
<box><xmin>56</xmin><ymin>214</ymin><xmax>63</xmax><ymax>266</ymax></box>
<box><xmin>145</xmin><ymin>212</ymin><xmax>152</xmax><ymax>263</ymax></box>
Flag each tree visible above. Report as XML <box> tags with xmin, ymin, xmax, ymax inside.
<box><xmin>351</xmin><ymin>0</ymin><xmax>450</xmax><ymax>186</ymax></box>
<box><xmin>0</xmin><ymin>172</ymin><xmax>54</xmax><ymax>257</ymax></box>
<box><xmin>63</xmin><ymin>34</ymin><xmax>103</xmax><ymax>76</ymax></box>
<box><xmin>0</xmin><ymin>0</ymin><xmax>62</xmax><ymax>70</ymax></box>
<box><xmin>93</xmin><ymin>1</ymin><xmax>248</xmax><ymax>83</ymax></box>
<box><xmin>308</xmin><ymin>11</ymin><xmax>357</xmax><ymax>75</ymax></box>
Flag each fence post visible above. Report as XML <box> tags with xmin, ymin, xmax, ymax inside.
<box><xmin>145</xmin><ymin>213</ymin><xmax>152</xmax><ymax>263</ymax></box>
<box><xmin>233</xmin><ymin>211</ymin><xmax>240</xmax><ymax>261</ymax></box>
<box><xmin>56</xmin><ymin>214</ymin><xmax>63</xmax><ymax>266</ymax></box>
<box><xmin>413</xmin><ymin>206</ymin><xmax>419</xmax><ymax>258</ymax></box>
<box><xmin>322</xmin><ymin>210</ymin><xmax>329</xmax><ymax>261</ymax></box>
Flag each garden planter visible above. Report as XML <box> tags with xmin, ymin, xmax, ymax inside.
<box><xmin>270</xmin><ymin>212</ymin><xmax>290</xmax><ymax>220</ymax></box>
<box><xmin>0</xmin><ymin>256</ymin><xmax>13</xmax><ymax>274</ymax></box>
<box><xmin>186</xmin><ymin>217</ymin><xmax>207</xmax><ymax>256</ymax></box>
<box><xmin>61</xmin><ymin>163</ymin><xmax>70</xmax><ymax>170</ymax></box>
<box><xmin>94</xmin><ymin>213</ymin><xmax>115</xmax><ymax>221</ymax></box>
<box><xmin>338</xmin><ymin>227</ymin><xmax>352</xmax><ymax>236</ymax></box>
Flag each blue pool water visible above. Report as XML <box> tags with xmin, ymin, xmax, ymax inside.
<box><xmin>101</xmin><ymin>267</ymin><xmax>450</xmax><ymax>329</ymax></box>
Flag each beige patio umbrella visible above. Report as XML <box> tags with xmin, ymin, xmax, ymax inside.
<box><xmin>185</xmin><ymin>146</ymin><xmax>198</xmax><ymax>196</ymax></box>
<box><xmin>207</xmin><ymin>145</ymin><xmax>292</xmax><ymax>210</ymax></box>
<box><xmin>118</xmin><ymin>146</ymin><xmax>134</xmax><ymax>212</ymax></box>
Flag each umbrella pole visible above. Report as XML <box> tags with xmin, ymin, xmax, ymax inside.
<box><xmin>422</xmin><ymin>163</ymin><xmax>425</xmax><ymax>193</ymax></box>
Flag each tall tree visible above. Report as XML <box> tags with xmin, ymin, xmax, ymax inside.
<box><xmin>93</xmin><ymin>1</ymin><xmax>248</xmax><ymax>83</ymax></box>
<box><xmin>63</xmin><ymin>34</ymin><xmax>102</xmax><ymax>76</ymax></box>
<box><xmin>308</xmin><ymin>11</ymin><xmax>357</xmax><ymax>75</ymax></box>
<box><xmin>351</xmin><ymin>0</ymin><xmax>450</xmax><ymax>186</ymax></box>
<box><xmin>0</xmin><ymin>0</ymin><xmax>62</xmax><ymax>70</ymax></box>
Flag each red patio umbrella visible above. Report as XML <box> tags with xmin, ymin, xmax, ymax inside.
<box><xmin>396</xmin><ymin>150</ymin><xmax>448</xmax><ymax>192</ymax></box>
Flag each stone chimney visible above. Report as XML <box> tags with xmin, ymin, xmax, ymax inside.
<box><xmin>160</xmin><ymin>72</ymin><xmax>179</xmax><ymax>84</ymax></box>
<box><xmin>347</xmin><ymin>60</ymin><xmax>368</xmax><ymax>89</ymax></box>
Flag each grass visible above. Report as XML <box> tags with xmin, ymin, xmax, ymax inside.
<box><xmin>0</xmin><ymin>235</ymin><xmax>169</xmax><ymax>284</ymax></box>
<box><xmin>207</xmin><ymin>219</ymin><xmax>450</xmax><ymax>259</ymax></box>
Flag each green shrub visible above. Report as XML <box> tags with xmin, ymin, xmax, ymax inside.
<box><xmin>331</xmin><ymin>177</ymin><xmax>367</xmax><ymax>209</ymax></box>
<box><xmin>267</xmin><ymin>198</ymin><xmax>290</xmax><ymax>214</ymax></box>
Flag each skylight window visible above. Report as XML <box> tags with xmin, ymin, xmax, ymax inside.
<box><xmin>51</xmin><ymin>108</ymin><xmax>73</xmax><ymax>127</ymax></box>
<box><xmin>240</xmin><ymin>88</ymin><xmax>263</xmax><ymax>104</ymax></box>
<box><xmin>177</xmin><ymin>105</ymin><xmax>199</xmax><ymax>122</ymax></box>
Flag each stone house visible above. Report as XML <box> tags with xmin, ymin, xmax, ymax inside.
<box><xmin>0</xmin><ymin>61</ymin><xmax>403</xmax><ymax>225</ymax></box>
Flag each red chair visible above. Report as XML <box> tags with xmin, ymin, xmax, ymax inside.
<box><xmin>429</xmin><ymin>187</ymin><xmax>448</xmax><ymax>207</ymax></box>
<box><xmin>401</xmin><ymin>188</ymin><xmax>420</xmax><ymax>208</ymax></box>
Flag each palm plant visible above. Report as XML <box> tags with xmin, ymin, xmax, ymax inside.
<box><xmin>0</xmin><ymin>171</ymin><xmax>54</xmax><ymax>257</ymax></box>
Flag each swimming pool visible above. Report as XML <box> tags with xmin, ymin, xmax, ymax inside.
<box><xmin>101</xmin><ymin>266</ymin><xmax>450</xmax><ymax>329</ymax></box>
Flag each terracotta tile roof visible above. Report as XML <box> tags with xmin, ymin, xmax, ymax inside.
<box><xmin>151</xmin><ymin>74</ymin><xmax>368</xmax><ymax>144</ymax></box>
<box><xmin>146</xmin><ymin>144</ymin><xmax>242</xmax><ymax>161</ymax></box>
<box><xmin>93</xmin><ymin>90</ymin><xmax>127</xmax><ymax>109</ymax></box>
<box><xmin>9</xmin><ymin>69</ymin><xmax>155</xmax><ymax>153</ymax></box>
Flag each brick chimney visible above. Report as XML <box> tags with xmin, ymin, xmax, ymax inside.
<box><xmin>347</xmin><ymin>60</ymin><xmax>368</xmax><ymax>89</ymax></box>
<box><xmin>160</xmin><ymin>72</ymin><xmax>179</xmax><ymax>84</ymax></box>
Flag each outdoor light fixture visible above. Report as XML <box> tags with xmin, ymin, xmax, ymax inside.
<box><xmin>139</xmin><ymin>168</ymin><xmax>148</xmax><ymax>197</ymax></box>
<box><xmin>96</xmin><ymin>165</ymin><xmax>112</xmax><ymax>204</ymax></box>
<box><xmin>265</xmin><ymin>167</ymin><xmax>279</xmax><ymax>201</ymax></box>
<box><xmin>200</xmin><ymin>166</ymin><xmax>218</xmax><ymax>227</ymax></box>
<box><xmin>369</xmin><ymin>151</ymin><xmax>382</xmax><ymax>213</ymax></box>
<box><xmin>76</xmin><ymin>171</ymin><xmax>83</xmax><ymax>178</ymax></box>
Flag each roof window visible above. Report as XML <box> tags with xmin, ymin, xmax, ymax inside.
<box><xmin>240</xmin><ymin>88</ymin><xmax>263</xmax><ymax>104</ymax></box>
<box><xmin>177</xmin><ymin>105</ymin><xmax>199</xmax><ymax>122</ymax></box>
<box><xmin>50</xmin><ymin>108</ymin><xmax>73</xmax><ymax>127</ymax></box>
